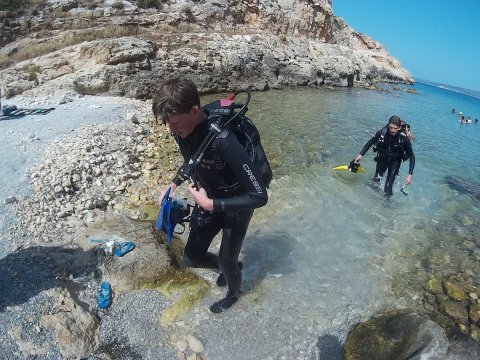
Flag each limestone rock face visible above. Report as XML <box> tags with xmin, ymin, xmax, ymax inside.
<box><xmin>0</xmin><ymin>0</ymin><xmax>413</xmax><ymax>99</ymax></box>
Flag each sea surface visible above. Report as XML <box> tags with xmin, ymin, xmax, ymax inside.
<box><xmin>192</xmin><ymin>82</ymin><xmax>480</xmax><ymax>359</ymax></box>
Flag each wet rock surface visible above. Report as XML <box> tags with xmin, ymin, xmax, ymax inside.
<box><xmin>345</xmin><ymin>311</ymin><xmax>450</xmax><ymax>360</ymax></box>
<box><xmin>345</xmin><ymin>310</ymin><xmax>480</xmax><ymax>360</ymax></box>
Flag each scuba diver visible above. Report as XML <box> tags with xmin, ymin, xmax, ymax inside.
<box><xmin>152</xmin><ymin>77</ymin><xmax>270</xmax><ymax>313</ymax></box>
<box><xmin>354</xmin><ymin>115</ymin><xmax>415</xmax><ymax>196</ymax></box>
<box><xmin>399</xmin><ymin>119</ymin><xmax>415</xmax><ymax>142</ymax></box>
<box><xmin>404</xmin><ymin>123</ymin><xmax>415</xmax><ymax>142</ymax></box>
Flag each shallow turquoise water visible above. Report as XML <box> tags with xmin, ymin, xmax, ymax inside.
<box><xmin>202</xmin><ymin>82</ymin><xmax>480</xmax><ymax>291</ymax></box>
<box><xmin>248</xmin><ymin>82</ymin><xmax>480</xmax><ymax>222</ymax></box>
<box><xmin>193</xmin><ymin>84</ymin><xmax>480</xmax><ymax>358</ymax></box>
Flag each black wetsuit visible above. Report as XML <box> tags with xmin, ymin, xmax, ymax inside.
<box><xmin>174</xmin><ymin>112</ymin><xmax>268</xmax><ymax>310</ymax></box>
<box><xmin>360</xmin><ymin>128</ymin><xmax>415</xmax><ymax>195</ymax></box>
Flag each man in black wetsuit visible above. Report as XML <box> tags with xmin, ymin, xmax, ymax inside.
<box><xmin>152</xmin><ymin>77</ymin><xmax>268</xmax><ymax>313</ymax></box>
<box><xmin>354</xmin><ymin>115</ymin><xmax>415</xmax><ymax>196</ymax></box>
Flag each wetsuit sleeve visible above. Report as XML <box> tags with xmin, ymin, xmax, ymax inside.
<box><xmin>403</xmin><ymin>137</ymin><xmax>415</xmax><ymax>174</ymax></box>
<box><xmin>359</xmin><ymin>130</ymin><xmax>381</xmax><ymax>156</ymax></box>
<box><xmin>212</xmin><ymin>132</ymin><xmax>268</xmax><ymax>212</ymax></box>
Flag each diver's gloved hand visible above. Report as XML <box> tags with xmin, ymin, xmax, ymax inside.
<box><xmin>349</xmin><ymin>159</ymin><xmax>360</xmax><ymax>173</ymax></box>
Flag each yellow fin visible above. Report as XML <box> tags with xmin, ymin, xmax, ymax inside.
<box><xmin>333</xmin><ymin>165</ymin><xmax>365</xmax><ymax>174</ymax></box>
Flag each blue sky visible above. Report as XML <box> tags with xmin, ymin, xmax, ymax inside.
<box><xmin>333</xmin><ymin>0</ymin><xmax>480</xmax><ymax>92</ymax></box>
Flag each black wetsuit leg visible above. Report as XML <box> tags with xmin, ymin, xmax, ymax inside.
<box><xmin>185</xmin><ymin>206</ymin><xmax>253</xmax><ymax>313</ymax></box>
<box><xmin>383</xmin><ymin>159</ymin><xmax>401</xmax><ymax>196</ymax></box>
<box><xmin>218</xmin><ymin>209</ymin><xmax>253</xmax><ymax>292</ymax></box>
<box><xmin>183</xmin><ymin>206</ymin><xmax>222</xmax><ymax>269</ymax></box>
<box><xmin>210</xmin><ymin>209</ymin><xmax>253</xmax><ymax>313</ymax></box>
<box><xmin>374</xmin><ymin>160</ymin><xmax>388</xmax><ymax>181</ymax></box>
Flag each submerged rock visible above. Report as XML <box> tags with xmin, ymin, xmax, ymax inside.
<box><xmin>439</xmin><ymin>301</ymin><xmax>469</xmax><ymax>325</ymax></box>
<box><xmin>445</xmin><ymin>175</ymin><xmax>480</xmax><ymax>201</ymax></box>
<box><xmin>344</xmin><ymin>310</ymin><xmax>449</xmax><ymax>360</ymax></box>
<box><xmin>425</xmin><ymin>277</ymin><xmax>443</xmax><ymax>294</ymax></box>
<box><xmin>446</xmin><ymin>336</ymin><xmax>480</xmax><ymax>359</ymax></box>
<box><xmin>443</xmin><ymin>280</ymin><xmax>466</xmax><ymax>301</ymax></box>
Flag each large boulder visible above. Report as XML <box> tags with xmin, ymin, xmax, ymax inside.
<box><xmin>76</xmin><ymin>215</ymin><xmax>174</xmax><ymax>292</ymax></box>
<box><xmin>344</xmin><ymin>310</ymin><xmax>449</xmax><ymax>360</ymax></box>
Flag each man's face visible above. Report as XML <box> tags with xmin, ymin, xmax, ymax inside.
<box><xmin>166</xmin><ymin>106</ymin><xmax>201</xmax><ymax>138</ymax></box>
<box><xmin>388</xmin><ymin>123</ymin><xmax>400</xmax><ymax>135</ymax></box>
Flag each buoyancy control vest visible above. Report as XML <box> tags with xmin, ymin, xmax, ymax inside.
<box><xmin>171</xmin><ymin>90</ymin><xmax>273</xmax><ymax>192</ymax></box>
<box><xmin>203</xmin><ymin>96</ymin><xmax>273</xmax><ymax>189</ymax></box>
<box><xmin>373</xmin><ymin>125</ymin><xmax>408</xmax><ymax>161</ymax></box>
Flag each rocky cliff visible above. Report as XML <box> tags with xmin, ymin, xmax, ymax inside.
<box><xmin>0</xmin><ymin>0</ymin><xmax>414</xmax><ymax>100</ymax></box>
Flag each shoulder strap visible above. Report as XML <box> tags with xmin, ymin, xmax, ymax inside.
<box><xmin>379</xmin><ymin>125</ymin><xmax>388</xmax><ymax>142</ymax></box>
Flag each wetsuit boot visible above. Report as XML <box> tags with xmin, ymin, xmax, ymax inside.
<box><xmin>216</xmin><ymin>261</ymin><xmax>243</xmax><ymax>287</ymax></box>
<box><xmin>209</xmin><ymin>290</ymin><xmax>241</xmax><ymax>313</ymax></box>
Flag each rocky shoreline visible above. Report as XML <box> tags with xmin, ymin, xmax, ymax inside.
<box><xmin>0</xmin><ymin>91</ymin><xmax>210</xmax><ymax>359</ymax></box>
<box><xmin>14</xmin><ymin>103</ymin><xmax>178</xmax><ymax>243</ymax></box>
<box><xmin>1</xmin><ymin>89</ymin><xmax>480</xmax><ymax>359</ymax></box>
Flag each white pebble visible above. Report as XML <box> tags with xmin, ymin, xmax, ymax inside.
<box><xmin>187</xmin><ymin>334</ymin><xmax>204</xmax><ymax>353</ymax></box>
<box><xmin>176</xmin><ymin>340</ymin><xmax>188</xmax><ymax>352</ymax></box>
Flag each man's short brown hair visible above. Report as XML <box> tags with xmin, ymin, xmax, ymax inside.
<box><xmin>152</xmin><ymin>77</ymin><xmax>201</xmax><ymax>124</ymax></box>
<box><xmin>388</xmin><ymin>115</ymin><xmax>402</xmax><ymax>127</ymax></box>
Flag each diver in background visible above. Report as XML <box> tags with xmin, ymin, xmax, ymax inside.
<box><xmin>354</xmin><ymin>116</ymin><xmax>415</xmax><ymax>196</ymax></box>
